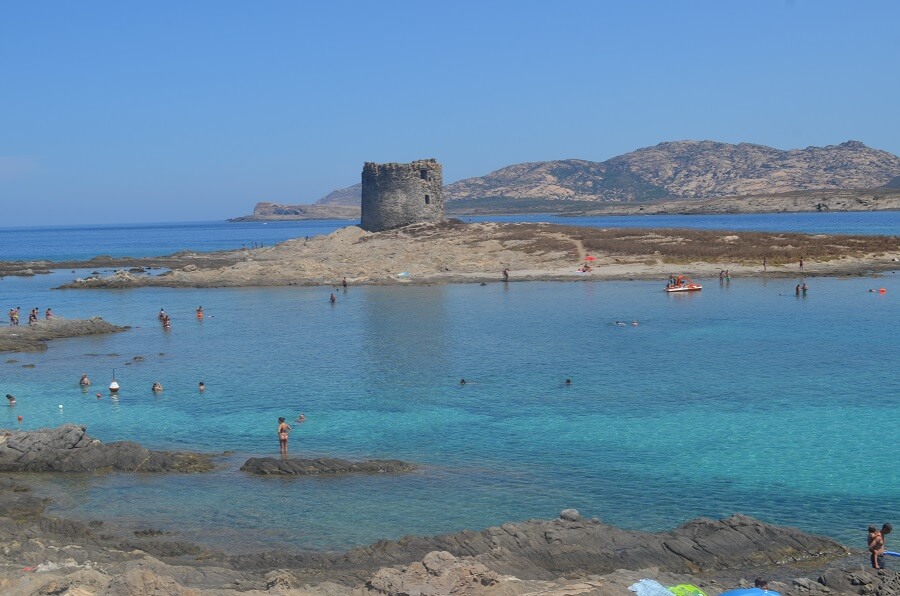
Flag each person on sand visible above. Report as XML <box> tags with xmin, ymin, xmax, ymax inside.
<box><xmin>151</xmin><ymin>381</ymin><xmax>163</xmax><ymax>392</ymax></box>
<box><xmin>754</xmin><ymin>578</ymin><xmax>769</xmax><ymax>590</ymax></box>
<box><xmin>799</xmin><ymin>258</ymin><xmax>804</xmax><ymax>271</ymax></box>
<box><xmin>869</xmin><ymin>523</ymin><xmax>892</xmax><ymax>569</ymax></box>
<box><xmin>342</xmin><ymin>277</ymin><xmax>348</xmax><ymax>289</ymax></box>
<box><xmin>502</xmin><ymin>268</ymin><xmax>509</xmax><ymax>282</ymax></box>
<box><xmin>278</xmin><ymin>417</ymin><xmax>292</xmax><ymax>456</ymax></box>
<box><xmin>79</xmin><ymin>373</ymin><xmax>90</xmax><ymax>387</ymax></box>
<box><xmin>6</xmin><ymin>394</ymin><xmax>16</xmax><ymax>406</ymax></box>
<box><xmin>45</xmin><ymin>308</ymin><xmax>53</xmax><ymax>320</ymax></box>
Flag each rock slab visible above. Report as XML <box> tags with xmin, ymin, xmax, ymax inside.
<box><xmin>0</xmin><ymin>424</ymin><xmax>214</xmax><ymax>473</ymax></box>
<box><xmin>240</xmin><ymin>456</ymin><xmax>417</xmax><ymax>476</ymax></box>
<box><xmin>0</xmin><ymin>317</ymin><xmax>127</xmax><ymax>353</ymax></box>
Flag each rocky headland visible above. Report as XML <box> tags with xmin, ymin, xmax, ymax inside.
<box><xmin>0</xmin><ymin>318</ymin><xmax>128</xmax><ymax>353</ymax></box>
<box><xmin>49</xmin><ymin>221</ymin><xmax>900</xmax><ymax>290</ymax></box>
<box><xmin>0</xmin><ymin>426</ymin><xmax>896</xmax><ymax>594</ymax></box>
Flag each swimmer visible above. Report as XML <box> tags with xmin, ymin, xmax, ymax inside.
<box><xmin>631</xmin><ymin>320</ymin><xmax>639</xmax><ymax>326</ymax></box>
<box><xmin>151</xmin><ymin>381</ymin><xmax>163</xmax><ymax>392</ymax></box>
<box><xmin>198</xmin><ymin>381</ymin><xmax>205</xmax><ymax>392</ymax></box>
<box><xmin>158</xmin><ymin>308</ymin><xmax>165</xmax><ymax>321</ymax></box>
<box><xmin>6</xmin><ymin>394</ymin><xmax>16</xmax><ymax>406</ymax></box>
<box><xmin>295</xmin><ymin>413</ymin><xmax>306</xmax><ymax>423</ymax></box>
<box><xmin>615</xmin><ymin>321</ymin><xmax>626</xmax><ymax>326</ymax></box>
<box><xmin>196</xmin><ymin>306</ymin><xmax>203</xmax><ymax>318</ymax></box>
<box><xmin>459</xmin><ymin>378</ymin><xmax>466</xmax><ymax>385</ymax></box>
<box><xmin>564</xmin><ymin>379</ymin><xmax>572</xmax><ymax>385</ymax></box>
<box><xmin>79</xmin><ymin>373</ymin><xmax>91</xmax><ymax>386</ymax></box>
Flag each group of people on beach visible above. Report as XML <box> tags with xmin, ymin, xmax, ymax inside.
<box><xmin>7</xmin><ymin>307</ymin><xmax>53</xmax><ymax>326</ymax></box>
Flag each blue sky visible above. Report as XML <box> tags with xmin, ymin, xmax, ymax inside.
<box><xmin>2</xmin><ymin>1</ymin><xmax>898</xmax><ymax>226</ymax></box>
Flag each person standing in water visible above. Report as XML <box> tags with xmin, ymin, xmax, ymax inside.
<box><xmin>79</xmin><ymin>373</ymin><xmax>91</xmax><ymax>386</ymax></box>
<box><xmin>196</xmin><ymin>306</ymin><xmax>203</xmax><ymax>319</ymax></box>
<box><xmin>278</xmin><ymin>417</ymin><xmax>292</xmax><ymax>457</ymax></box>
<box><xmin>329</xmin><ymin>293</ymin><xmax>336</xmax><ymax>304</ymax></box>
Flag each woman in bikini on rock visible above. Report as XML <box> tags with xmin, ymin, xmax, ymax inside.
<box><xmin>277</xmin><ymin>417</ymin><xmax>292</xmax><ymax>457</ymax></box>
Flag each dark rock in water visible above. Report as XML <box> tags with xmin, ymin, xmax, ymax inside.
<box><xmin>21</xmin><ymin>363</ymin><xmax>35</xmax><ymax>368</ymax></box>
<box><xmin>0</xmin><ymin>424</ymin><xmax>215</xmax><ymax>473</ymax></box>
<box><xmin>240</xmin><ymin>457</ymin><xmax>417</xmax><ymax>476</ymax></box>
<box><xmin>0</xmin><ymin>477</ymin><xmax>49</xmax><ymax>520</ymax></box>
<box><xmin>0</xmin><ymin>317</ymin><xmax>128</xmax><ymax>353</ymax></box>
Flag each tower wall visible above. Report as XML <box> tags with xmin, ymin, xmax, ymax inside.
<box><xmin>360</xmin><ymin>159</ymin><xmax>444</xmax><ymax>232</ymax></box>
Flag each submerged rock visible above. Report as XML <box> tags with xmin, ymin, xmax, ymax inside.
<box><xmin>240</xmin><ymin>456</ymin><xmax>417</xmax><ymax>476</ymax></box>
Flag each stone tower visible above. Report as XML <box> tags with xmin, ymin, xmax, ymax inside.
<box><xmin>360</xmin><ymin>159</ymin><xmax>443</xmax><ymax>232</ymax></box>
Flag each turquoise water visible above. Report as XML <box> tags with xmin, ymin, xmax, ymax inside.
<box><xmin>2</xmin><ymin>267</ymin><xmax>898</xmax><ymax>551</ymax></box>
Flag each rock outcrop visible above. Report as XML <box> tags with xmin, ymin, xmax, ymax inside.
<box><xmin>229</xmin><ymin>201</ymin><xmax>360</xmax><ymax>222</ymax></box>
<box><xmin>364</xmin><ymin>551</ymin><xmax>500</xmax><ymax>595</ymax></box>
<box><xmin>0</xmin><ymin>317</ymin><xmax>127</xmax><ymax>353</ymax></box>
<box><xmin>240</xmin><ymin>456</ymin><xmax>417</xmax><ymax>476</ymax></box>
<box><xmin>0</xmin><ymin>424</ymin><xmax>215</xmax><ymax>473</ymax></box>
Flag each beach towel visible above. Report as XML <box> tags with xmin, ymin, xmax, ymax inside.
<box><xmin>629</xmin><ymin>579</ymin><xmax>674</xmax><ymax>596</ymax></box>
<box><xmin>668</xmin><ymin>584</ymin><xmax>707</xmax><ymax>596</ymax></box>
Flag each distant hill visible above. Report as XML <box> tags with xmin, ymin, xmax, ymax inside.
<box><xmin>443</xmin><ymin>140</ymin><xmax>900</xmax><ymax>203</ymax></box>
<box><xmin>230</xmin><ymin>140</ymin><xmax>900</xmax><ymax>219</ymax></box>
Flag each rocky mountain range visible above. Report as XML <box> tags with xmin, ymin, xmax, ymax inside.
<box><xmin>233</xmin><ymin>140</ymin><xmax>900</xmax><ymax>219</ymax></box>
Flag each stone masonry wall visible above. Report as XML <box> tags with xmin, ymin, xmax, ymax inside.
<box><xmin>360</xmin><ymin>159</ymin><xmax>443</xmax><ymax>231</ymax></box>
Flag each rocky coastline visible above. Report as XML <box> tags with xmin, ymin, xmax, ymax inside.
<box><xmin>0</xmin><ymin>426</ymin><xmax>897</xmax><ymax>594</ymax></box>
<box><xmin>12</xmin><ymin>221</ymin><xmax>893</xmax><ymax>291</ymax></box>
<box><xmin>0</xmin><ymin>318</ymin><xmax>128</xmax><ymax>353</ymax></box>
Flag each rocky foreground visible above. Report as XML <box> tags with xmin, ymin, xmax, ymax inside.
<box><xmin>0</xmin><ymin>424</ymin><xmax>214</xmax><ymax>473</ymax></box>
<box><xmin>48</xmin><ymin>221</ymin><xmax>900</xmax><ymax>290</ymax></box>
<box><xmin>0</xmin><ymin>318</ymin><xmax>128</xmax><ymax>353</ymax></box>
<box><xmin>0</xmin><ymin>426</ymin><xmax>898</xmax><ymax>594</ymax></box>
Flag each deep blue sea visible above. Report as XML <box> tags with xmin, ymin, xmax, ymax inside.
<box><xmin>1</xmin><ymin>214</ymin><xmax>898</xmax><ymax>553</ymax></box>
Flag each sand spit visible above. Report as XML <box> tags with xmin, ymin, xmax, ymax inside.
<box><xmin>0</xmin><ymin>317</ymin><xmax>128</xmax><ymax>353</ymax></box>
<box><xmin>45</xmin><ymin>221</ymin><xmax>900</xmax><ymax>290</ymax></box>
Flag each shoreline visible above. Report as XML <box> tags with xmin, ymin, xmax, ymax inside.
<box><xmin>2</xmin><ymin>458</ymin><xmax>891</xmax><ymax>595</ymax></box>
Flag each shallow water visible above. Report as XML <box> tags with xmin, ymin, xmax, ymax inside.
<box><xmin>3</xmin><ymin>271</ymin><xmax>898</xmax><ymax>551</ymax></box>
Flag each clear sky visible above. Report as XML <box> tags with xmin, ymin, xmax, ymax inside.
<box><xmin>2</xmin><ymin>1</ymin><xmax>898</xmax><ymax>226</ymax></box>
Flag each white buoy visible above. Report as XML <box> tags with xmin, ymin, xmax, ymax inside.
<box><xmin>59</xmin><ymin>404</ymin><xmax>63</xmax><ymax>408</ymax></box>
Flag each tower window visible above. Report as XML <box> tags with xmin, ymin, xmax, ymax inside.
<box><xmin>420</xmin><ymin>169</ymin><xmax>429</xmax><ymax>180</ymax></box>
<box><xmin>424</xmin><ymin>194</ymin><xmax>431</xmax><ymax>205</ymax></box>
